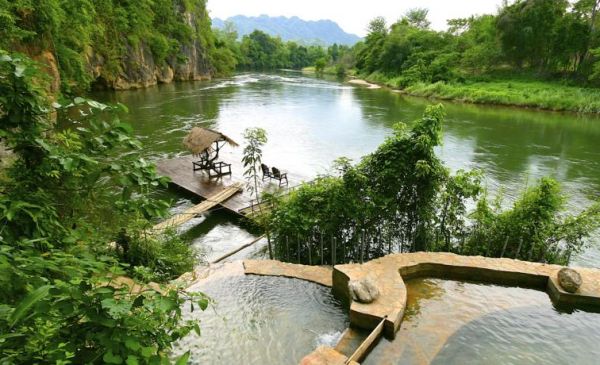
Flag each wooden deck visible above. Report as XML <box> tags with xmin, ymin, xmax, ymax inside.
<box><xmin>151</xmin><ymin>183</ymin><xmax>243</xmax><ymax>233</ymax></box>
<box><xmin>156</xmin><ymin>155</ymin><xmax>309</xmax><ymax>216</ymax></box>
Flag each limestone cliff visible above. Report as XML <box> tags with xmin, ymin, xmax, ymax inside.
<box><xmin>88</xmin><ymin>9</ymin><xmax>213</xmax><ymax>90</ymax></box>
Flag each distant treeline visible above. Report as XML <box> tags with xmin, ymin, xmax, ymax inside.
<box><xmin>351</xmin><ymin>0</ymin><xmax>600</xmax><ymax>87</ymax></box>
<box><xmin>218</xmin><ymin>0</ymin><xmax>600</xmax><ymax>89</ymax></box>
<box><xmin>213</xmin><ymin>23</ymin><xmax>353</xmax><ymax>72</ymax></box>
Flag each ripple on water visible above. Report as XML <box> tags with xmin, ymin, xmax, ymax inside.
<box><xmin>364</xmin><ymin>278</ymin><xmax>600</xmax><ymax>365</ymax></box>
<box><xmin>172</xmin><ymin>275</ymin><xmax>348</xmax><ymax>365</ymax></box>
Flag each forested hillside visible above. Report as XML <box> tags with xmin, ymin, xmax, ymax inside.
<box><xmin>0</xmin><ymin>0</ymin><xmax>235</xmax><ymax>93</ymax></box>
<box><xmin>213</xmin><ymin>15</ymin><xmax>361</xmax><ymax>46</ymax></box>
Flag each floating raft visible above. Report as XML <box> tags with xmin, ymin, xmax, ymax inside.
<box><xmin>156</xmin><ymin>155</ymin><xmax>307</xmax><ymax>216</ymax></box>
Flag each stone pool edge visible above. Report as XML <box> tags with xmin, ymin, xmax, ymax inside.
<box><xmin>243</xmin><ymin>253</ymin><xmax>600</xmax><ymax>365</ymax></box>
<box><xmin>243</xmin><ymin>259</ymin><xmax>333</xmax><ymax>287</ymax></box>
<box><xmin>335</xmin><ymin>252</ymin><xmax>600</xmax><ymax>340</ymax></box>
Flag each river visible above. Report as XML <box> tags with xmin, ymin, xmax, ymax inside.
<box><xmin>93</xmin><ymin>72</ymin><xmax>600</xmax><ymax>268</ymax></box>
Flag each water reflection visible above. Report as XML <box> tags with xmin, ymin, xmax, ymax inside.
<box><xmin>433</xmin><ymin>304</ymin><xmax>600</xmax><ymax>364</ymax></box>
<box><xmin>364</xmin><ymin>278</ymin><xmax>600</xmax><ymax>365</ymax></box>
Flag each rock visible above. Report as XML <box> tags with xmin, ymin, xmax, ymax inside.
<box><xmin>348</xmin><ymin>277</ymin><xmax>379</xmax><ymax>303</ymax></box>
<box><xmin>84</xmin><ymin>6</ymin><xmax>212</xmax><ymax>90</ymax></box>
<box><xmin>558</xmin><ymin>268</ymin><xmax>582</xmax><ymax>293</ymax></box>
<box><xmin>33</xmin><ymin>51</ymin><xmax>61</xmax><ymax>98</ymax></box>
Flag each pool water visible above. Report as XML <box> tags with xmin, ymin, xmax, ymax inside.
<box><xmin>171</xmin><ymin>263</ymin><xmax>348</xmax><ymax>364</ymax></box>
<box><xmin>364</xmin><ymin>278</ymin><xmax>600</xmax><ymax>365</ymax></box>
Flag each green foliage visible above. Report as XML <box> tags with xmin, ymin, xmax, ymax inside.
<box><xmin>212</xmin><ymin>24</ymin><xmax>241</xmax><ymax>75</ymax></box>
<box><xmin>268</xmin><ymin>105</ymin><xmax>452</xmax><ymax>262</ymax></box>
<box><xmin>315</xmin><ymin>58</ymin><xmax>327</xmax><ymax>74</ymax></box>
<box><xmin>402</xmin><ymin>79</ymin><xmax>600</xmax><ymax>113</ymax></box>
<box><xmin>402</xmin><ymin>8</ymin><xmax>431</xmax><ymax>29</ymax></box>
<box><xmin>117</xmin><ymin>227</ymin><xmax>199</xmax><ymax>282</ymax></box>
<box><xmin>349</xmin><ymin>0</ymin><xmax>600</xmax><ymax>107</ymax></box>
<box><xmin>242</xmin><ymin>127</ymin><xmax>268</xmax><ymax>198</ymax></box>
<box><xmin>465</xmin><ymin>179</ymin><xmax>600</xmax><ymax>264</ymax></box>
<box><xmin>266</xmin><ymin>104</ymin><xmax>600</xmax><ymax>265</ymax></box>
<box><xmin>0</xmin><ymin>52</ymin><xmax>206</xmax><ymax>363</ymax></box>
<box><xmin>222</xmin><ymin>28</ymin><xmax>340</xmax><ymax>71</ymax></box>
<box><xmin>0</xmin><ymin>0</ymin><xmax>224</xmax><ymax>93</ymax></box>
<box><xmin>335</xmin><ymin>64</ymin><xmax>347</xmax><ymax>78</ymax></box>
<box><xmin>497</xmin><ymin>0</ymin><xmax>570</xmax><ymax>69</ymax></box>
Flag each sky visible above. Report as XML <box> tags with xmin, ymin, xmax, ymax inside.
<box><xmin>207</xmin><ymin>0</ymin><xmax>505</xmax><ymax>37</ymax></box>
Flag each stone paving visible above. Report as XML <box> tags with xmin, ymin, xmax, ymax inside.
<box><xmin>243</xmin><ymin>253</ymin><xmax>600</xmax><ymax>364</ymax></box>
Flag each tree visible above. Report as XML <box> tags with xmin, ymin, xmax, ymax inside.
<box><xmin>453</xmin><ymin>15</ymin><xmax>503</xmax><ymax>72</ymax></box>
<box><xmin>403</xmin><ymin>8</ymin><xmax>431</xmax><ymax>29</ymax></box>
<box><xmin>356</xmin><ymin>17</ymin><xmax>388</xmax><ymax>73</ymax></box>
<box><xmin>315</xmin><ymin>57</ymin><xmax>327</xmax><ymax>74</ymax></box>
<box><xmin>242</xmin><ymin>127</ymin><xmax>268</xmax><ymax>198</ymax></box>
<box><xmin>497</xmin><ymin>0</ymin><xmax>569</xmax><ymax>69</ymax></box>
<box><xmin>266</xmin><ymin>104</ymin><xmax>600</xmax><ymax>265</ymax></box>
<box><xmin>0</xmin><ymin>52</ymin><xmax>208</xmax><ymax>363</ymax></box>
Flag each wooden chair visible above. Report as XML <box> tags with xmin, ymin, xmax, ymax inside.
<box><xmin>208</xmin><ymin>161</ymin><xmax>232</xmax><ymax>178</ymax></box>
<box><xmin>261</xmin><ymin>163</ymin><xmax>273</xmax><ymax>180</ymax></box>
<box><xmin>271</xmin><ymin>167</ymin><xmax>288</xmax><ymax>186</ymax></box>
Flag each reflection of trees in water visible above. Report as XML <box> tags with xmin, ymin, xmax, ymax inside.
<box><xmin>403</xmin><ymin>278</ymin><xmax>445</xmax><ymax>319</ymax></box>
<box><xmin>89</xmin><ymin>80</ymin><xmax>235</xmax><ymax>157</ymax></box>
<box><xmin>352</xmin><ymin>85</ymin><xmax>600</xmax><ymax>191</ymax></box>
<box><xmin>432</xmin><ymin>304</ymin><xmax>600</xmax><ymax>365</ymax></box>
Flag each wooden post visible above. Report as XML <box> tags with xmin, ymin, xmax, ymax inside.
<box><xmin>500</xmin><ymin>236</ymin><xmax>509</xmax><ymax>258</ymax></box>
<box><xmin>286</xmin><ymin>236</ymin><xmax>290</xmax><ymax>262</ymax></box>
<box><xmin>331</xmin><ymin>236</ymin><xmax>336</xmax><ymax>267</ymax></box>
<box><xmin>320</xmin><ymin>232</ymin><xmax>324</xmax><ymax>266</ymax></box>
<box><xmin>515</xmin><ymin>237</ymin><xmax>523</xmax><ymax>260</ymax></box>
<box><xmin>266</xmin><ymin>231</ymin><xmax>273</xmax><ymax>260</ymax></box>
<box><xmin>360</xmin><ymin>230</ymin><xmax>365</xmax><ymax>264</ymax></box>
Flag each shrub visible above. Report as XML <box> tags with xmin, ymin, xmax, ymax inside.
<box><xmin>266</xmin><ymin>104</ymin><xmax>600</xmax><ymax>265</ymax></box>
<box><xmin>0</xmin><ymin>52</ymin><xmax>207</xmax><ymax>363</ymax></box>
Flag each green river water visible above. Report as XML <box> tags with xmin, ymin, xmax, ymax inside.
<box><xmin>93</xmin><ymin>72</ymin><xmax>600</xmax><ymax>267</ymax></box>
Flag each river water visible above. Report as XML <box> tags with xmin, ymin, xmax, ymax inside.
<box><xmin>93</xmin><ymin>72</ymin><xmax>600</xmax><ymax>267</ymax></box>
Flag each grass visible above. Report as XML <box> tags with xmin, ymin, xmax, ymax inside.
<box><xmin>405</xmin><ymin>80</ymin><xmax>600</xmax><ymax>113</ymax></box>
<box><xmin>362</xmin><ymin>72</ymin><xmax>600</xmax><ymax>113</ymax></box>
<box><xmin>302</xmin><ymin>66</ymin><xmax>355</xmax><ymax>77</ymax></box>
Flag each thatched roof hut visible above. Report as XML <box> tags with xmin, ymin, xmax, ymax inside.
<box><xmin>182</xmin><ymin>127</ymin><xmax>238</xmax><ymax>156</ymax></box>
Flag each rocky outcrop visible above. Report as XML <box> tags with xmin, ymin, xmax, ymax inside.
<box><xmin>32</xmin><ymin>51</ymin><xmax>61</xmax><ymax>98</ymax></box>
<box><xmin>558</xmin><ymin>268</ymin><xmax>582</xmax><ymax>293</ymax></box>
<box><xmin>348</xmin><ymin>277</ymin><xmax>380</xmax><ymax>303</ymax></box>
<box><xmin>87</xmin><ymin>9</ymin><xmax>212</xmax><ymax>90</ymax></box>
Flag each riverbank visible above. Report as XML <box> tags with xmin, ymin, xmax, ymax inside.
<box><xmin>360</xmin><ymin>74</ymin><xmax>600</xmax><ymax>114</ymax></box>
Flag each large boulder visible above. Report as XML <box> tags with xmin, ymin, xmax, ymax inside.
<box><xmin>348</xmin><ymin>277</ymin><xmax>379</xmax><ymax>303</ymax></box>
<box><xmin>558</xmin><ymin>268</ymin><xmax>582</xmax><ymax>293</ymax></box>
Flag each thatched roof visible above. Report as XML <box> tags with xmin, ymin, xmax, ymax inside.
<box><xmin>182</xmin><ymin>127</ymin><xmax>238</xmax><ymax>155</ymax></box>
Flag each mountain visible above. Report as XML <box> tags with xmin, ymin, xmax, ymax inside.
<box><xmin>212</xmin><ymin>15</ymin><xmax>361</xmax><ymax>46</ymax></box>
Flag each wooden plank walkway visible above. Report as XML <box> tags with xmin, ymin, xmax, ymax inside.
<box><xmin>151</xmin><ymin>183</ymin><xmax>243</xmax><ymax>233</ymax></box>
<box><xmin>156</xmin><ymin>155</ymin><xmax>308</xmax><ymax>216</ymax></box>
